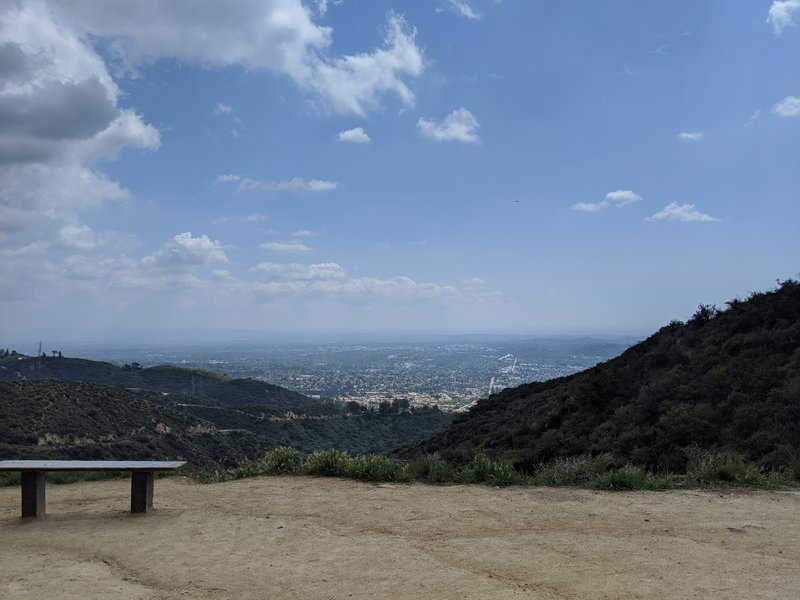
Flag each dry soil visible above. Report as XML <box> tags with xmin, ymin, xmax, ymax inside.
<box><xmin>1</xmin><ymin>476</ymin><xmax>798</xmax><ymax>599</ymax></box>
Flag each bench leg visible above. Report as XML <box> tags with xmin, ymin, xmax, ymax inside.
<box><xmin>21</xmin><ymin>471</ymin><xmax>46</xmax><ymax>518</ymax></box>
<box><xmin>131</xmin><ymin>471</ymin><xmax>154</xmax><ymax>513</ymax></box>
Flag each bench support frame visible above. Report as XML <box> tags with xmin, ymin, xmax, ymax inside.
<box><xmin>131</xmin><ymin>471</ymin><xmax>154</xmax><ymax>513</ymax></box>
<box><xmin>21</xmin><ymin>471</ymin><xmax>46</xmax><ymax>518</ymax></box>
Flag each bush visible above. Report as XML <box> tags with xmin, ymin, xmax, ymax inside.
<box><xmin>469</xmin><ymin>454</ymin><xmax>525</xmax><ymax>486</ymax></box>
<box><xmin>531</xmin><ymin>454</ymin><xmax>614</xmax><ymax>486</ymax></box>
<box><xmin>684</xmin><ymin>447</ymin><xmax>787</xmax><ymax>488</ymax></box>
<box><xmin>589</xmin><ymin>465</ymin><xmax>675</xmax><ymax>491</ymax></box>
<box><xmin>406</xmin><ymin>454</ymin><xmax>464</xmax><ymax>484</ymax></box>
<box><xmin>304</xmin><ymin>449</ymin><xmax>350</xmax><ymax>477</ymax></box>
<box><xmin>262</xmin><ymin>446</ymin><xmax>301</xmax><ymax>475</ymax></box>
<box><xmin>346</xmin><ymin>455</ymin><xmax>409</xmax><ymax>482</ymax></box>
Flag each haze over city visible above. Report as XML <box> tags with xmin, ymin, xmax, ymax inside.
<box><xmin>1</xmin><ymin>1</ymin><xmax>798</xmax><ymax>341</ymax></box>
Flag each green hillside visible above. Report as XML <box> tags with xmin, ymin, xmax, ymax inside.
<box><xmin>0</xmin><ymin>356</ymin><xmax>313</xmax><ymax>410</ymax></box>
<box><xmin>396</xmin><ymin>280</ymin><xmax>800</xmax><ymax>474</ymax></box>
<box><xmin>0</xmin><ymin>355</ymin><xmax>455</xmax><ymax>460</ymax></box>
<box><xmin>0</xmin><ymin>380</ymin><xmax>267</xmax><ymax>466</ymax></box>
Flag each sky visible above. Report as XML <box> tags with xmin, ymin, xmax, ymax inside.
<box><xmin>1</xmin><ymin>0</ymin><xmax>798</xmax><ymax>342</ymax></box>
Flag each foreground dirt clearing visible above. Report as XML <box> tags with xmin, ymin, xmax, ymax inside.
<box><xmin>1</xmin><ymin>477</ymin><xmax>798</xmax><ymax>600</ymax></box>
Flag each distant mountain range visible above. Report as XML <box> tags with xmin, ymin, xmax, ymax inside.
<box><xmin>397</xmin><ymin>280</ymin><xmax>800</xmax><ymax>474</ymax></box>
<box><xmin>0</xmin><ymin>356</ymin><xmax>453</xmax><ymax>466</ymax></box>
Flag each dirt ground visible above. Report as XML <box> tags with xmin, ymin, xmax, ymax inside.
<box><xmin>1</xmin><ymin>476</ymin><xmax>798</xmax><ymax>600</ymax></box>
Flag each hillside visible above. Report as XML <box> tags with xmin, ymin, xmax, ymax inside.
<box><xmin>0</xmin><ymin>356</ymin><xmax>313</xmax><ymax>410</ymax></box>
<box><xmin>397</xmin><ymin>280</ymin><xmax>800</xmax><ymax>473</ymax></box>
<box><xmin>0</xmin><ymin>380</ymin><xmax>267</xmax><ymax>466</ymax></box>
<box><xmin>0</xmin><ymin>356</ymin><xmax>454</xmax><ymax>459</ymax></box>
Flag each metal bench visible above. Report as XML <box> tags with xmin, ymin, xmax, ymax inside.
<box><xmin>0</xmin><ymin>460</ymin><xmax>186</xmax><ymax>518</ymax></box>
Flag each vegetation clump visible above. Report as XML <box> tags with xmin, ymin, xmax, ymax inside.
<box><xmin>185</xmin><ymin>448</ymin><xmax>794</xmax><ymax>490</ymax></box>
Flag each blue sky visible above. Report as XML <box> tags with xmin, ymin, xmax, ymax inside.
<box><xmin>1</xmin><ymin>0</ymin><xmax>798</xmax><ymax>341</ymax></box>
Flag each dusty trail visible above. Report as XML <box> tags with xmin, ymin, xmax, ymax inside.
<box><xmin>1</xmin><ymin>476</ymin><xmax>798</xmax><ymax>599</ymax></box>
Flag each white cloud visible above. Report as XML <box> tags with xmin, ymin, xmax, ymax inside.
<box><xmin>214</xmin><ymin>103</ymin><xmax>232</xmax><ymax>115</ymax></box>
<box><xmin>678</xmin><ymin>131</ymin><xmax>704</xmax><ymax>142</ymax></box>
<box><xmin>646</xmin><ymin>202</ymin><xmax>718</xmax><ymax>223</ymax></box>
<box><xmin>316</xmin><ymin>0</ymin><xmax>343</xmax><ymax>18</ymax></box>
<box><xmin>773</xmin><ymin>95</ymin><xmax>800</xmax><ymax>117</ymax></box>
<box><xmin>47</xmin><ymin>3</ymin><xmax>423</xmax><ymax>116</ymax></box>
<box><xmin>572</xmin><ymin>190</ymin><xmax>642</xmax><ymax>212</ymax></box>
<box><xmin>251</xmin><ymin>262</ymin><xmax>345</xmax><ymax>280</ymax></box>
<box><xmin>461</xmin><ymin>277</ymin><xmax>486</xmax><ymax>286</ymax></box>
<box><xmin>768</xmin><ymin>0</ymin><xmax>800</xmax><ymax>35</ymax></box>
<box><xmin>439</xmin><ymin>1</ymin><xmax>482</xmax><ymax>20</ymax></box>
<box><xmin>417</xmin><ymin>108</ymin><xmax>480</xmax><ymax>143</ymax></box>
<box><xmin>216</xmin><ymin>174</ymin><xmax>241</xmax><ymax>184</ymax></box>
<box><xmin>336</xmin><ymin>127</ymin><xmax>371</xmax><ymax>143</ymax></box>
<box><xmin>56</xmin><ymin>224</ymin><xmax>96</xmax><ymax>251</ymax></box>
<box><xmin>245</xmin><ymin>213</ymin><xmax>269</xmax><ymax>223</ymax></box>
<box><xmin>604</xmin><ymin>190</ymin><xmax>642</xmax><ymax>206</ymax></box>
<box><xmin>239</xmin><ymin>177</ymin><xmax>338</xmax><ymax>193</ymax></box>
<box><xmin>291</xmin><ymin>229</ymin><xmax>315</xmax><ymax>237</ymax></box>
<box><xmin>307</xmin><ymin>12</ymin><xmax>424</xmax><ymax>116</ymax></box>
<box><xmin>260</xmin><ymin>241</ymin><xmax>312</xmax><ymax>252</ymax></box>
<box><xmin>142</xmin><ymin>232</ymin><xmax>228</xmax><ymax>268</ymax></box>
<box><xmin>0</xmin><ymin>3</ymin><xmax>159</xmax><ymax>242</ymax></box>
<box><xmin>571</xmin><ymin>202</ymin><xmax>605</xmax><ymax>213</ymax></box>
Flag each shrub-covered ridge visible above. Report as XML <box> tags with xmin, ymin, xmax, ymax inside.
<box><xmin>394</xmin><ymin>280</ymin><xmax>800</xmax><ymax>474</ymax></box>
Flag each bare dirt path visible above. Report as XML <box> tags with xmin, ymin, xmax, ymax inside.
<box><xmin>1</xmin><ymin>476</ymin><xmax>798</xmax><ymax>599</ymax></box>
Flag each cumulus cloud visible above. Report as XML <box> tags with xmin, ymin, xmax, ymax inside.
<box><xmin>438</xmin><ymin>1</ymin><xmax>482</xmax><ymax>20</ymax></box>
<box><xmin>142</xmin><ymin>232</ymin><xmax>228</xmax><ymax>268</ymax></box>
<box><xmin>646</xmin><ymin>202</ymin><xmax>718</xmax><ymax>223</ymax></box>
<box><xmin>773</xmin><ymin>96</ymin><xmax>800</xmax><ymax>117</ymax></box>
<box><xmin>0</xmin><ymin>3</ymin><xmax>159</xmax><ymax>242</ymax></box>
<box><xmin>571</xmin><ymin>190</ymin><xmax>642</xmax><ymax>212</ymax></box>
<box><xmin>336</xmin><ymin>127</ymin><xmax>371</xmax><ymax>143</ymax></box>
<box><xmin>308</xmin><ymin>12</ymin><xmax>424</xmax><ymax>116</ymax></box>
<box><xmin>605</xmin><ymin>190</ymin><xmax>642</xmax><ymax>206</ymax></box>
<box><xmin>46</xmin><ymin>3</ymin><xmax>423</xmax><ymax>116</ymax></box>
<box><xmin>260</xmin><ymin>241</ymin><xmax>312</xmax><ymax>252</ymax></box>
<box><xmin>238</xmin><ymin>177</ymin><xmax>338</xmax><ymax>193</ymax></box>
<box><xmin>417</xmin><ymin>108</ymin><xmax>480</xmax><ymax>143</ymax></box>
<box><xmin>678</xmin><ymin>131</ymin><xmax>704</xmax><ymax>142</ymax></box>
<box><xmin>245</xmin><ymin>213</ymin><xmax>269</xmax><ymax>223</ymax></box>
<box><xmin>214</xmin><ymin>103</ymin><xmax>232</xmax><ymax>115</ymax></box>
<box><xmin>768</xmin><ymin>0</ymin><xmax>800</xmax><ymax>35</ymax></box>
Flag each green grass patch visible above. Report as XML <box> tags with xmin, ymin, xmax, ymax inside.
<box><xmin>530</xmin><ymin>454</ymin><xmax>614</xmax><ymax>486</ymax></box>
<box><xmin>589</xmin><ymin>465</ymin><xmax>676</xmax><ymax>491</ymax></box>
<box><xmin>684</xmin><ymin>447</ymin><xmax>788</xmax><ymax>489</ymax></box>
<box><xmin>405</xmin><ymin>454</ymin><xmax>467</xmax><ymax>484</ymax></box>
<box><xmin>344</xmin><ymin>455</ymin><xmax>409</xmax><ymax>483</ymax></box>
<box><xmin>469</xmin><ymin>454</ymin><xmax>526</xmax><ymax>486</ymax></box>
